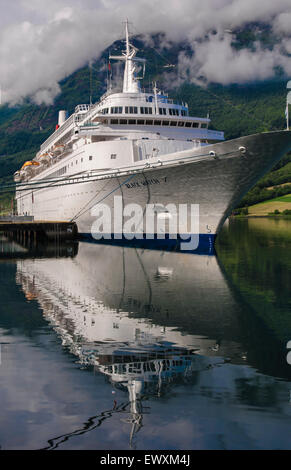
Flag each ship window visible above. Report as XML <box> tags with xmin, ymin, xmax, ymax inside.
<box><xmin>185</xmin><ymin>122</ymin><xmax>192</xmax><ymax>127</ymax></box>
<box><xmin>140</xmin><ymin>107</ymin><xmax>152</xmax><ymax>114</ymax></box>
<box><xmin>120</xmin><ymin>119</ymin><xmax>127</xmax><ymax>124</ymax></box>
<box><xmin>159</xmin><ymin>108</ymin><xmax>167</xmax><ymax>115</ymax></box>
<box><xmin>154</xmin><ymin>120</ymin><xmax>161</xmax><ymax>125</ymax></box>
<box><xmin>201</xmin><ymin>123</ymin><xmax>207</xmax><ymax>128</ymax></box>
<box><xmin>101</xmin><ymin>108</ymin><xmax>109</xmax><ymax>114</ymax></box>
<box><xmin>170</xmin><ymin>121</ymin><xmax>177</xmax><ymax>126</ymax></box>
<box><xmin>181</xmin><ymin>110</ymin><xmax>187</xmax><ymax>116</ymax></box>
<box><xmin>110</xmin><ymin>119</ymin><xmax>118</xmax><ymax>124</ymax></box>
<box><xmin>178</xmin><ymin>121</ymin><xmax>185</xmax><ymax>127</ymax></box>
<box><xmin>145</xmin><ymin>120</ymin><xmax>153</xmax><ymax>125</ymax></box>
<box><xmin>111</xmin><ymin>154</ymin><xmax>117</xmax><ymax>159</ymax></box>
<box><xmin>192</xmin><ymin>122</ymin><xmax>199</xmax><ymax>128</ymax></box>
<box><xmin>162</xmin><ymin>121</ymin><xmax>169</xmax><ymax>126</ymax></box>
<box><xmin>47</xmin><ymin>166</ymin><xmax>67</xmax><ymax>179</ymax></box>
<box><xmin>128</xmin><ymin>119</ymin><xmax>136</xmax><ymax>124</ymax></box>
<box><xmin>111</xmin><ymin>106</ymin><xmax>123</xmax><ymax>114</ymax></box>
<box><xmin>137</xmin><ymin>119</ymin><xmax>145</xmax><ymax>125</ymax></box>
<box><xmin>169</xmin><ymin>108</ymin><xmax>179</xmax><ymax>116</ymax></box>
<box><xmin>125</xmin><ymin>106</ymin><xmax>137</xmax><ymax>114</ymax></box>
<box><xmin>89</xmin><ymin>156</ymin><xmax>93</xmax><ymax>160</ymax></box>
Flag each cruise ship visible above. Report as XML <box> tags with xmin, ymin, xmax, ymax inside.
<box><xmin>14</xmin><ymin>21</ymin><xmax>291</xmax><ymax>247</ymax></box>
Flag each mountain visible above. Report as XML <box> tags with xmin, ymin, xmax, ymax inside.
<box><xmin>0</xmin><ymin>33</ymin><xmax>290</xmax><ymax>213</ymax></box>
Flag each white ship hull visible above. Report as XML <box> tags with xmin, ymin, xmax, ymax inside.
<box><xmin>16</xmin><ymin>130</ymin><xmax>291</xmax><ymax>248</ymax></box>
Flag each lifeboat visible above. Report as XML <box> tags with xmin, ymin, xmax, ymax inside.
<box><xmin>38</xmin><ymin>152</ymin><xmax>52</xmax><ymax>165</ymax></box>
<box><xmin>14</xmin><ymin>171</ymin><xmax>22</xmax><ymax>182</ymax></box>
<box><xmin>20</xmin><ymin>161</ymin><xmax>40</xmax><ymax>178</ymax></box>
<box><xmin>52</xmin><ymin>144</ymin><xmax>65</xmax><ymax>156</ymax></box>
<box><xmin>21</xmin><ymin>160</ymin><xmax>40</xmax><ymax>170</ymax></box>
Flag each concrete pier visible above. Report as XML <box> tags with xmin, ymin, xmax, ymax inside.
<box><xmin>0</xmin><ymin>220</ymin><xmax>78</xmax><ymax>241</ymax></box>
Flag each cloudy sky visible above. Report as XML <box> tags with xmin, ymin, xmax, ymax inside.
<box><xmin>1</xmin><ymin>0</ymin><xmax>291</xmax><ymax>105</ymax></box>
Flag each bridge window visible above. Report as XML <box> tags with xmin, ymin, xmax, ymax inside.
<box><xmin>111</xmin><ymin>106</ymin><xmax>123</xmax><ymax>114</ymax></box>
<box><xmin>140</xmin><ymin>107</ymin><xmax>153</xmax><ymax>114</ymax></box>
<box><xmin>125</xmin><ymin>106</ymin><xmax>138</xmax><ymax>114</ymax></box>
<box><xmin>169</xmin><ymin>108</ymin><xmax>179</xmax><ymax>116</ymax></box>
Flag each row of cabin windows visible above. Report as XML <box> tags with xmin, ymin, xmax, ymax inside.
<box><xmin>108</xmin><ymin>118</ymin><xmax>207</xmax><ymax>128</ymax></box>
<box><xmin>100</xmin><ymin>106</ymin><xmax>188</xmax><ymax>116</ymax></box>
<box><xmin>45</xmin><ymin>166</ymin><xmax>67</xmax><ymax>179</ymax></box>
<box><xmin>66</xmin><ymin>154</ymin><xmax>115</xmax><ymax>168</ymax></box>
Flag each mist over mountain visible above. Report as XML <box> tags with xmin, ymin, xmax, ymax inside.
<box><xmin>1</xmin><ymin>0</ymin><xmax>291</xmax><ymax>105</ymax></box>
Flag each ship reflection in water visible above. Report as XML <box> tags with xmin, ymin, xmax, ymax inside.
<box><xmin>1</xmin><ymin>219</ymin><xmax>291</xmax><ymax>450</ymax></box>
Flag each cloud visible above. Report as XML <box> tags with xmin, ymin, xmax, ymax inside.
<box><xmin>0</xmin><ymin>0</ymin><xmax>291</xmax><ymax>105</ymax></box>
<box><xmin>177</xmin><ymin>34</ymin><xmax>288</xmax><ymax>87</ymax></box>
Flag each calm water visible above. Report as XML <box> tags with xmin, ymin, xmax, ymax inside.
<box><xmin>0</xmin><ymin>218</ymin><xmax>290</xmax><ymax>450</ymax></box>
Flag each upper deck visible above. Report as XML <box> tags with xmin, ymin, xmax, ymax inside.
<box><xmin>38</xmin><ymin>89</ymin><xmax>223</xmax><ymax>154</ymax></box>
<box><xmin>16</xmin><ymin>20</ymin><xmax>224</xmax><ymax>184</ymax></box>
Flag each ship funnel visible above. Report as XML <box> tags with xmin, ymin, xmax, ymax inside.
<box><xmin>58</xmin><ymin>110</ymin><xmax>68</xmax><ymax>127</ymax></box>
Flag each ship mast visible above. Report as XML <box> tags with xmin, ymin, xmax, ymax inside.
<box><xmin>109</xmin><ymin>19</ymin><xmax>146</xmax><ymax>93</ymax></box>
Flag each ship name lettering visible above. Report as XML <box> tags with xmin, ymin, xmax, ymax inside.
<box><xmin>126</xmin><ymin>178</ymin><xmax>166</xmax><ymax>189</ymax></box>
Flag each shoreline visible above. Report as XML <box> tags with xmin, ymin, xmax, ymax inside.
<box><xmin>232</xmin><ymin>214</ymin><xmax>291</xmax><ymax>219</ymax></box>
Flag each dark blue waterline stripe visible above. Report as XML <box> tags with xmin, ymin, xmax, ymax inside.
<box><xmin>77</xmin><ymin>233</ymin><xmax>217</xmax><ymax>255</ymax></box>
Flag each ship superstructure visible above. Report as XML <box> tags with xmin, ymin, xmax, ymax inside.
<box><xmin>14</xmin><ymin>21</ymin><xmax>291</xmax><ymax>244</ymax></box>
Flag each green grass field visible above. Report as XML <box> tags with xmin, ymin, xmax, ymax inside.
<box><xmin>248</xmin><ymin>193</ymin><xmax>291</xmax><ymax>215</ymax></box>
<box><xmin>268</xmin><ymin>194</ymin><xmax>291</xmax><ymax>203</ymax></box>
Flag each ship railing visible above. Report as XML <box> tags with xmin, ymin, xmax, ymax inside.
<box><xmin>40</xmin><ymin>114</ymin><xmax>75</xmax><ymax>152</ymax></box>
<box><xmin>97</xmin><ymin>89</ymin><xmax>188</xmax><ymax>107</ymax></box>
<box><xmin>75</xmin><ymin>103</ymin><xmax>101</xmax><ymax>127</ymax></box>
<box><xmin>74</xmin><ymin>104</ymin><xmax>90</xmax><ymax>113</ymax></box>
